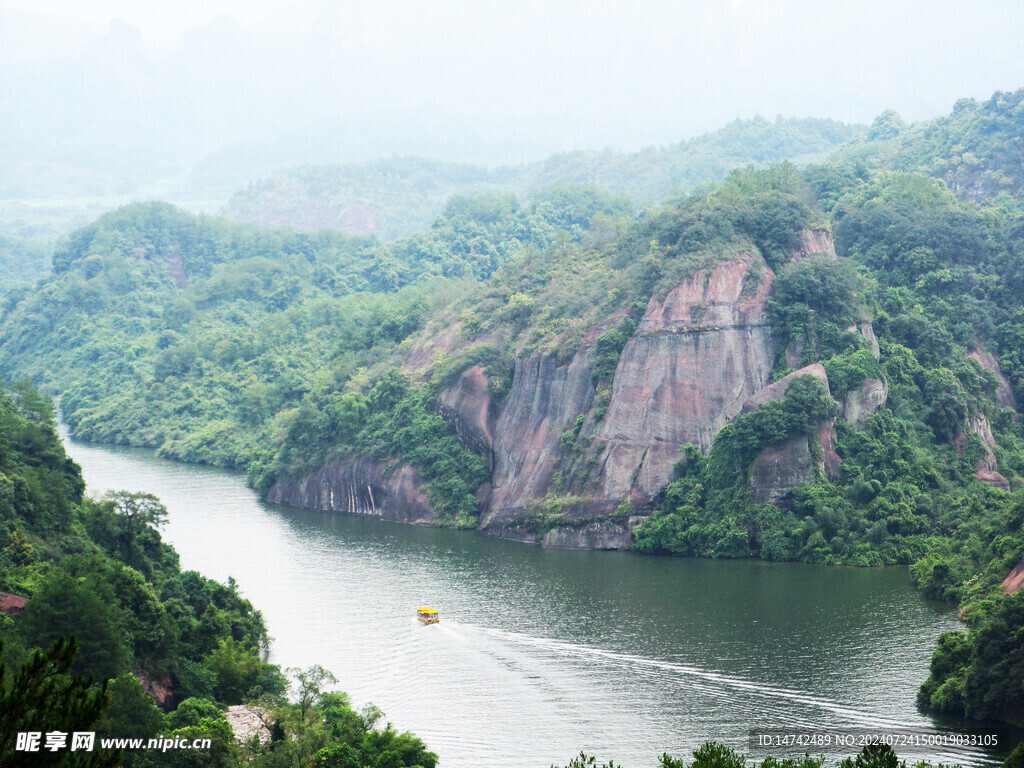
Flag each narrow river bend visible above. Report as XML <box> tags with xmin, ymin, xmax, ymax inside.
<box><xmin>62</xmin><ymin>433</ymin><xmax>1006</xmax><ymax>768</ymax></box>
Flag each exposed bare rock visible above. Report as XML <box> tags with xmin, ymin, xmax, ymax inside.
<box><xmin>483</xmin><ymin>524</ymin><xmax>540</xmax><ymax>544</ymax></box>
<box><xmin>968</xmin><ymin>347</ymin><xmax>1018</xmax><ymax>410</ymax></box>
<box><xmin>742</xmin><ymin>364</ymin><xmax>840</xmax><ymax>503</ymax></box>
<box><xmin>0</xmin><ymin>590</ymin><xmax>27</xmax><ymax>615</ymax></box>
<box><xmin>540</xmin><ymin>521</ymin><xmax>633</xmax><ymax>550</ymax></box>
<box><xmin>818</xmin><ymin>420</ymin><xmax>842</xmax><ymax>482</ymax></box>
<box><xmin>859</xmin><ymin>323</ymin><xmax>880</xmax><ymax>360</ymax></box>
<box><xmin>749</xmin><ymin>419</ymin><xmax>840</xmax><ymax>505</ymax></box>
<box><xmin>750</xmin><ymin>434</ymin><xmax>817</xmax><ymax>505</ymax></box>
<box><xmin>976</xmin><ymin>468</ymin><xmax>1010</xmax><ymax>491</ymax></box>
<box><xmin>967</xmin><ymin>412</ymin><xmax>997</xmax><ymax>450</ymax></box>
<box><xmin>485</xmin><ymin>350</ymin><xmax>597</xmax><ymax>525</ymax></box>
<box><xmin>225</xmin><ymin>705</ymin><xmax>271</xmax><ymax>745</ymax></box>
<box><xmin>437</xmin><ymin>365</ymin><xmax>495</xmax><ymax>465</ymax></box>
<box><xmin>588</xmin><ymin>256</ymin><xmax>776</xmax><ymax>503</ymax></box>
<box><xmin>740</xmin><ymin>364</ymin><xmax>829</xmax><ymax>414</ymax></box>
<box><xmin>842</xmin><ymin>377</ymin><xmax>888</xmax><ymax>429</ymax></box>
<box><xmin>1003</xmin><ymin>557</ymin><xmax>1024</xmax><ymax>594</ymax></box>
<box><xmin>794</xmin><ymin>229</ymin><xmax>837</xmax><ymax>260</ymax></box>
<box><xmin>266</xmin><ymin>237</ymin><xmax>866</xmax><ymax>547</ymax></box>
<box><xmin>957</xmin><ymin>411</ymin><xmax>1011</xmax><ymax>490</ymax></box>
<box><xmin>136</xmin><ymin>669</ymin><xmax>173</xmax><ymax>708</ymax></box>
<box><xmin>266</xmin><ymin>460</ymin><xmax>435</xmax><ymax>524</ymax></box>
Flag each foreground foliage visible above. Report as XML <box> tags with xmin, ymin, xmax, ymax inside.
<box><xmin>552</xmin><ymin>741</ymin><xmax>1020</xmax><ymax>768</ymax></box>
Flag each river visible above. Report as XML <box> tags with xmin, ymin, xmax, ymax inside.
<box><xmin>61</xmin><ymin>433</ymin><xmax>1010</xmax><ymax>768</ymax></box>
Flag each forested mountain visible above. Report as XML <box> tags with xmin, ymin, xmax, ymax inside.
<box><xmin>835</xmin><ymin>89</ymin><xmax>1024</xmax><ymax>202</ymax></box>
<box><xmin>2</xmin><ymin>89</ymin><xmax>1024</xmax><ymax>730</ymax></box>
<box><xmin>224</xmin><ymin>116</ymin><xmax>858</xmax><ymax>238</ymax></box>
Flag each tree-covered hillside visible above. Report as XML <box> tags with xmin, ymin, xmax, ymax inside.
<box><xmin>0</xmin><ymin>379</ymin><xmax>437</xmax><ymax>767</ymax></box>
<box><xmin>1</xmin><ymin>89</ymin><xmax>1024</xmax><ymax>728</ymax></box>
<box><xmin>835</xmin><ymin>89</ymin><xmax>1024</xmax><ymax>203</ymax></box>
<box><xmin>224</xmin><ymin>116</ymin><xmax>859</xmax><ymax>238</ymax></box>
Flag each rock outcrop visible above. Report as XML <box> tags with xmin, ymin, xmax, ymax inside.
<box><xmin>750</xmin><ymin>434</ymin><xmax>820</xmax><ymax>505</ymax></box>
<box><xmin>437</xmin><ymin>365</ymin><xmax>495</xmax><ymax>466</ymax></box>
<box><xmin>539</xmin><ymin>520</ymin><xmax>639</xmax><ymax>550</ymax></box>
<box><xmin>268</xmin><ymin>234</ymin><xmax>890</xmax><ymax>547</ymax></box>
<box><xmin>968</xmin><ymin>347</ymin><xmax>1017</xmax><ymax>411</ymax></box>
<box><xmin>485</xmin><ymin>349</ymin><xmax>598</xmax><ymax>524</ymax></box>
<box><xmin>136</xmin><ymin>669</ymin><xmax>174</xmax><ymax>708</ymax></box>
<box><xmin>0</xmin><ymin>590</ymin><xmax>28</xmax><ymax>615</ymax></box>
<box><xmin>226</xmin><ymin>706</ymin><xmax>271</xmax><ymax>744</ymax></box>
<box><xmin>742</xmin><ymin>364</ymin><xmax>840</xmax><ymax>505</ymax></box>
<box><xmin>794</xmin><ymin>228</ymin><xmax>837</xmax><ymax>260</ymax></box>
<box><xmin>842</xmin><ymin>377</ymin><xmax>888</xmax><ymax>429</ymax></box>
<box><xmin>958</xmin><ymin>411</ymin><xmax>1010</xmax><ymax>490</ymax></box>
<box><xmin>1003</xmin><ymin>557</ymin><xmax>1024</xmax><ymax>594</ymax></box>
<box><xmin>266</xmin><ymin>460</ymin><xmax>435</xmax><ymax>524</ymax></box>
<box><xmin>585</xmin><ymin>255</ymin><xmax>776</xmax><ymax>503</ymax></box>
<box><xmin>740</xmin><ymin>364</ymin><xmax>829</xmax><ymax>414</ymax></box>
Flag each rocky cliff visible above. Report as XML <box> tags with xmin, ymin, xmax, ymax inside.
<box><xmin>586</xmin><ymin>256</ymin><xmax>776</xmax><ymax>499</ymax></box>
<box><xmin>958</xmin><ymin>411</ymin><xmax>1011</xmax><ymax>491</ymax></box>
<box><xmin>742</xmin><ymin>364</ymin><xmax>842</xmax><ymax>505</ymax></box>
<box><xmin>436</xmin><ymin>364</ymin><xmax>496</xmax><ymax>467</ymax></box>
<box><xmin>265</xmin><ymin>459</ymin><xmax>436</xmax><ymax>524</ymax></box>
<box><xmin>267</xmin><ymin>230</ymin><xmax>932</xmax><ymax>546</ymax></box>
<box><xmin>479</xmin><ymin>252</ymin><xmax>779</xmax><ymax>539</ymax></box>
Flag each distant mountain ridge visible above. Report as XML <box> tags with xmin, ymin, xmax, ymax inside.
<box><xmin>223</xmin><ymin>116</ymin><xmax>860</xmax><ymax>239</ymax></box>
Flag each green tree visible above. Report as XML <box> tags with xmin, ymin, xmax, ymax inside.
<box><xmin>17</xmin><ymin>568</ymin><xmax>130</xmax><ymax>681</ymax></box>
<box><xmin>0</xmin><ymin>637</ymin><xmax>118</xmax><ymax>767</ymax></box>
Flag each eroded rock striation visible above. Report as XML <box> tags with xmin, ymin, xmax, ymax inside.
<box><xmin>266</xmin><ymin>460</ymin><xmax>436</xmax><ymax>524</ymax></box>
<box><xmin>437</xmin><ymin>364</ymin><xmax>496</xmax><ymax>467</ymax></box>
<box><xmin>585</xmin><ymin>256</ymin><xmax>776</xmax><ymax>503</ymax></box>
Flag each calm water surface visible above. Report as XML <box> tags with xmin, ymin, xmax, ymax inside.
<box><xmin>62</xmin><ymin>433</ymin><xmax>1008</xmax><ymax>768</ymax></box>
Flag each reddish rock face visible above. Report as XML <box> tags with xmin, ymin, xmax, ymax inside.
<box><xmin>587</xmin><ymin>256</ymin><xmax>777</xmax><ymax>502</ymax></box>
<box><xmin>956</xmin><ymin>411</ymin><xmax>1011</xmax><ymax>490</ymax></box>
<box><xmin>486</xmin><ymin>348</ymin><xmax>598</xmax><ymax>520</ymax></box>
<box><xmin>0</xmin><ymin>590</ymin><xmax>28</xmax><ymax>615</ymax></box>
<box><xmin>743</xmin><ymin>364</ymin><xmax>841</xmax><ymax>504</ymax></box>
<box><xmin>793</xmin><ymin>229</ymin><xmax>837</xmax><ymax>261</ymax></box>
<box><xmin>741</xmin><ymin>364</ymin><xmax>828</xmax><ymax>414</ymax></box>
<box><xmin>1003</xmin><ymin>557</ymin><xmax>1024</xmax><ymax>594</ymax></box>
<box><xmin>750</xmin><ymin>433</ymin><xmax>817</xmax><ymax>505</ymax></box>
<box><xmin>266</xmin><ymin>232</ymin><xmax>903</xmax><ymax>546</ymax></box>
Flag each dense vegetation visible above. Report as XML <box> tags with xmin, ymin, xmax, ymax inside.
<box><xmin>551</xmin><ymin>741</ymin><xmax>1022</xmax><ymax>768</ymax></box>
<box><xmin>829</xmin><ymin>89</ymin><xmax>1024</xmax><ymax>204</ymax></box>
<box><xmin>2</xmin><ymin>88</ymin><xmax>1024</xmax><ymax>736</ymax></box>
<box><xmin>0</xmin><ymin>234</ymin><xmax>49</xmax><ymax>294</ymax></box>
<box><xmin>0</xmin><ymin>185</ymin><xmax>632</xmax><ymax>523</ymax></box>
<box><xmin>0</xmin><ymin>380</ymin><xmax>435</xmax><ymax>767</ymax></box>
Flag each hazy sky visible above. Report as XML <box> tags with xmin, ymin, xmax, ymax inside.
<box><xmin>1</xmin><ymin>0</ymin><xmax>1023</xmax><ymax>187</ymax></box>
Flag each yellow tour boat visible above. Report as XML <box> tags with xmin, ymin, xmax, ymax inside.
<box><xmin>417</xmin><ymin>606</ymin><xmax>439</xmax><ymax>625</ymax></box>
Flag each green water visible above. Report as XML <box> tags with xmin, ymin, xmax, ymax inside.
<box><xmin>63</xmin><ymin>432</ymin><xmax>1011</xmax><ymax>768</ymax></box>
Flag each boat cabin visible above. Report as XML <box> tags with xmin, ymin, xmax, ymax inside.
<box><xmin>417</xmin><ymin>606</ymin><xmax>439</xmax><ymax>624</ymax></box>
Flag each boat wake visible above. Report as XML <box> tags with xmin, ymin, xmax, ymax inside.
<box><xmin>473</xmin><ymin>625</ymin><xmax>921</xmax><ymax>731</ymax></box>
